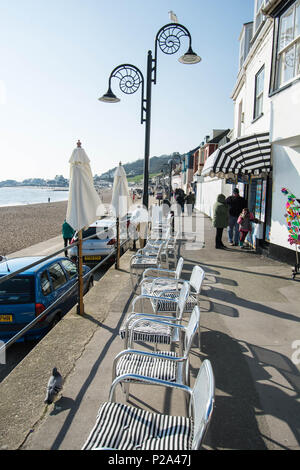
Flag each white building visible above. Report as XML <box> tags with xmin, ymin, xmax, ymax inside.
<box><xmin>198</xmin><ymin>0</ymin><xmax>300</xmax><ymax>265</ymax></box>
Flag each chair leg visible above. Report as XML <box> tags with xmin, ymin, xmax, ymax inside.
<box><xmin>125</xmin><ymin>382</ymin><xmax>130</xmax><ymax>401</ymax></box>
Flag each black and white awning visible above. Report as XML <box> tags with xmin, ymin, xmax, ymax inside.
<box><xmin>201</xmin><ymin>132</ymin><xmax>272</xmax><ymax>178</ymax></box>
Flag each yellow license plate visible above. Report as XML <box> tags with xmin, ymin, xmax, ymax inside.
<box><xmin>84</xmin><ymin>256</ymin><xmax>101</xmax><ymax>261</ymax></box>
<box><xmin>0</xmin><ymin>315</ymin><xmax>13</xmax><ymax>322</ymax></box>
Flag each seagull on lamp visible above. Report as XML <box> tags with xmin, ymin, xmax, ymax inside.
<box><xmin>169</xmin><ymin>10</ymin><xmax>178</xmax><ymax>23</ymax></box>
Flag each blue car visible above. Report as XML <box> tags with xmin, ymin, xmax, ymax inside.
<box><xmin>0</xmin><ymin>256</ymin><xmax>93</xmax><ymax>342</ymax></box>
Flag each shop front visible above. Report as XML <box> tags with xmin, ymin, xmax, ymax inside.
<box><xmin>201</xmin><ymin>132</ymin><xmax>272</xmax><ymax>249</ymax></box>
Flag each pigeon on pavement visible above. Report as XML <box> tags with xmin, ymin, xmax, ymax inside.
<box><xmin>44</xmin><ymin>367</ymin><xmax>63</xmax><ymax>405</ymax></box>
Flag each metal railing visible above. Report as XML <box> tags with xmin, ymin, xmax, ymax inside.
<box><xmin>0</xmin><ymin>229</ymin><xmax>131</xmax><ymax>353</ymax></box>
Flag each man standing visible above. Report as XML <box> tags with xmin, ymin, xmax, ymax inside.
<box><xmin>225</xmin><ymin>188</ymin><xmax>247</xmax><ymax>246</ymax></box>
<box><xmin>62</xmin><ymin>219</ymin><xmax>75</xmax><ymax>257</ymax></box>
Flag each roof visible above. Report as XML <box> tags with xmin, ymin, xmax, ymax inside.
<box><xmin>89</xmin><ymin>218</ymin><xmax>115</xmax><ymax>228</ymax></box>
<box><xmin>208</xmin><ymin>129</ymin><xmax>231</xmax><ymax>144</ymax></box>
<box><xmin>0</xmin><ymin>256</ymin><xmax>61</xmax><ymax>275</ymax></box>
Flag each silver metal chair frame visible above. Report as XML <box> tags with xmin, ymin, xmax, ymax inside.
<box><xmin>111</xmin><ymin>306</ymin><xmax>200</xmax><ymax>401</ymax></box>
<box><xmin>82</xmin><ymin>360</ymin><xmax>215</xmax><ymax>451</ymax></box>
<box><xmin>120</xmin><ymin>282</ymin><xmax>190</xmax><ymax>350</ymax></box>
<box><xmin>129</xmin><ymin>242</ymin><xmax>167</xmax><ymax>289</ymax></box>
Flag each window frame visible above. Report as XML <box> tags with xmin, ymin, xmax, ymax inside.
<box><xmin>40</xmin><ymin>270</ymin><xmax>52</xmax><ymax>297</ymax></box>
<box><xmin>61</xmin><ymin>259</ymin><xmax>77</xmax><ymax>280</ymax></box>
<box><xmin>48</xmin><ymin>262</ymin><xmax>67</xmax><ymax>291</ymax></box>
<box><xmin>270</xmin><ymin>0</ymin><xmax>300</xmax><ymax>94</ymax></box>
<box><xmin>253</xmin><ymin>65</ymin><xmax>265</xmax><ymax>120</ymax></box>
<box><xmin>254</xmin><ymin>0</ymin><xmax>270</xmax><ymax>33</ymax></box>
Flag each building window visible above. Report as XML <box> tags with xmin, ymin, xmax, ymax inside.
<box><xmin>254</xmin><ymin>66</ymin><xmax>265</xmax><ymax>119</ymax></box>
<box><xmin>254</xmin><ymin>0</ymin><xmax>270</xmax><ymax>32</ymax></box>
<box><xmin>275</xmin><ymin>0</ymin><xmax>300</xmax><ymax>88</ymax></box>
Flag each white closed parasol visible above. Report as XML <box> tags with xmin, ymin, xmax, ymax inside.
<box><xmin>66</xmin><ymin>140</ymin><xmax>105</xmax><ymax>314</ymax></box>
<box><xmin>111</xmin><ymin>162</ymin><xmax>130</xmax><ymax>268</ymax></box>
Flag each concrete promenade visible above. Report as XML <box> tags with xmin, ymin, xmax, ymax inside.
<box><xmin>0</xmin><ymin>210</ymin><xmax>299</xmax><ymax>450</ymax></box>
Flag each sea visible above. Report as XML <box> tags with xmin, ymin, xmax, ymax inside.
<box><xmin>0</xmin><ymin>186</ymin><xmax>69</xmax><ymax>207</ymax></box>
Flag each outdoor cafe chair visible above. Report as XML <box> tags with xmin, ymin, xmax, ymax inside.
<box><xmin>150</xmin><ymin>211</ymin><xmax>172</xmax><ymax>234</ymax></box>
<box><xmin>119</xmin><ymin>281</ymin><xmax>190</xmax><ymax>351</ymax></box>
<box><xmin>111</xmin><ymin>306</ymin><xmax>200</xmax><ymax>402</ymax></box>
<box><xmin>139</xmin><ymin>265</ymin><xmax>205</xmax><ymax>349</ymax></box>
<box><xmin>138</xmin><ymin>256</ymin><xmax>184</xmax><ymax>294</ymax></box>
<box><xmin>81</xmin><ymin>359</ymin><xmax>215</xmax><ymax>451</ymax></box>
<box><xmin>130</xmin><ymin>241</ymin><xmax>167</xmax><ymax>289</ymax></box>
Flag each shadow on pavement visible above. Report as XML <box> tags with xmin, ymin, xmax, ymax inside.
<box><xmin>202</xmin><ymin>285</ymin><xmax>300</xmax><ymax>324</ymax></box>
<box><xmin>49</xmin><ymin>289</ymin><xmax>135</xmax><ymax>450</ymax></box>
<box><xmin>200</xmin><ymin>329</ymin><xmax>267</xmax><ymax>450</ymax></box>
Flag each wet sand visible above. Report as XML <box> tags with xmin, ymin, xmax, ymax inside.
<box><xmin>0</xmin><ymin>188</ymin><xmax>112</xmax><ymax>255</ymax></box>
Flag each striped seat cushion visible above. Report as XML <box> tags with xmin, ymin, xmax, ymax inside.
<box><xmin>119</xmin><ymin>317</ymin><xmax>173</xmax><ymax>344</ymax></box>
<box><xmin>116</xmin><ymin>351</ymin><xmax>178</xmax><ymax>382</ymax></box>
<box><xmin>152</xmin><ymin>290</ymin><xmax>197</xmax><ymax>313</ymax></box>
<box><xmin>82</xmin><ymin>402</ymin><xmax>192</xmax><ymax>450</ymax></box>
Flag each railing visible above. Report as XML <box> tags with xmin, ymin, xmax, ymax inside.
<box><xmin>0</xmin><ymin>228</ymin><xmax>131</xmax><ymax>353</ymax></box>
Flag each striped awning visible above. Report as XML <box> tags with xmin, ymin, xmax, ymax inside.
<box><xmin>201</xmin><ymin>132</ymin><xmax>272</xmax><ymax>177</ymax></box>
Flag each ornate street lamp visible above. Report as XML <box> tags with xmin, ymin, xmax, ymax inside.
<box><xmin>99</xmin><ymin>23</ymin><xmax>201</xmax><ymax>209</ymax></box>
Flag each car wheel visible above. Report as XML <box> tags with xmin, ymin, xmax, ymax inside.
<box><xmin>86</xmin><ymin>277</ymin><xmax>94</xmax><ymax>293</ymax></box>
<box><xmin>51</xmin><ymin>314</ymin><xmax>61</xmax><ymax>329</ymax></box>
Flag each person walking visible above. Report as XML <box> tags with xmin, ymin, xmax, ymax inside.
<box><xmin>62</xmin><ymin>219</ymin><xmax>75</xmax><ymax>257</ymax></box>
<box><xmin>213</xmin><ymin>194</ymin><xmax>229</xmax><ymax>249</ymax></box>
<box><xmin>176</xmin><ymin>189</ymin><xmax>185</xmax><ymax>214</ymax></box>
<box><xmin>226</xmin><ymin>188</ymin><xmax>247</xmax><ymax>246</ymax></box>
<box><xmin>185</xmin><ymin>191</ymin><xmax>195</xmax><ymax>216</ymax></box>
<box><xmin>237</xmin><ymin>208</ymin><xmax>260</xmax><ymax>249</ymax></box>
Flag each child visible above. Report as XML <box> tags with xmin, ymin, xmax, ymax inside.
<box><xmin>237</xmin><ymin>208</ymin><xmax>259</xmax><ymax>249</ymax></box>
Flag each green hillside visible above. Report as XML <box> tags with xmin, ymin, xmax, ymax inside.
<box><xmin>100</xmin><ymin>153</ymin><xmax>183</xmax><ymax>181</ymax></box>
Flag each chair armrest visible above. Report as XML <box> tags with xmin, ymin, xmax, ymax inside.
<box><xmin>139</xmin><ymin>276</ymin><xmax>176</xmax><ymax>288</ymax></box>
<box><xmin>142</xmin><ymin>268</ymin><xmax>176</xmax><ymax>278</ymax></box>
<box><xmin>131</xmin><ymin>294</ymin><xmax>178</xmax><ymax>312</ymax></box>
<box><xmin>112</xmin><ymin>347</ymin><xmax>185</xmax><ymax>379</ymax></box>
<box><xmin>109</xmin><ymin>373</ymin><xmax>192</xmax><ymax>402</ymax></box>
<box><xmin>150</xmin><ymin>278</ymin><xmax>180</xmax><ymax>290</ymax></box>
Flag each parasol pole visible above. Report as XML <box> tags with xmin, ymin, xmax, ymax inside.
<box><xmin>77</xmin><ymin>229</ymin><xmax>84</xmax><ymax>314</ymax></box>
<box><xmin>116</xmin><ymin>216</ymin><xmax>120</xmax><ymax>269</ymax></box>
<box><xmin>115</xmin><ymin>161</ymin><xmax>122</xmax><ymax>270</ymax></box>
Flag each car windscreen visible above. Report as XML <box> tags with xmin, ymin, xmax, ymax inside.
<box><xmin>83</xmin><ymin>226</ymin><xmax>114</xmax><ymax>240</ymax></box>
<box><xmin>82</xmin><ymin>227</ymin><xmax>97</xmax><ymax>239</ymax></box>
<box><xmin>0</xmin><ymin>275</ymin><xmax>35</xmax><ymax>304</ymax></box>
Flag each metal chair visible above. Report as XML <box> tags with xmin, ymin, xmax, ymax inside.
<box><xmin>139</xmin><ymin>256</ymin><xmax>184</xmax><ymax>294</ymax></box>
<box><xmin>148</xmin><ymin>265</ymin><xmax>205</xmax><ymax>310</ymax></box>
<box><xmin>150</xmin><ymin>212</ymin><xmax>172</xmax><ymax>238</ymax></box>
<box><xmin>145</xmin><ymin>265</ymin><xmax>205</xmax><ymax>349</ymax></box>
<box><xmin>119</xmin><ymin>282</ymin><xmax>190</xmax><ymax>350</ymax></box>
<box><xmin>129</xmin><ymin>241</ymin><xmax>167</xmax><ymax>289</ymax></box>
<box><xmin>82</xmin><ymin>359</ymin><xmax>215</xmax><ymax>451</ymax></box>
<box><xmin>111</xmin><ymin>306</ymin><xmax>200</xmax><ymax>401</ymax></box>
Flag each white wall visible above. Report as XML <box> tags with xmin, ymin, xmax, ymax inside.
<box><xmin>233</xmin><ymin>25</ymin><xmax>273</xmax><ymax>139</ymax></box>
<box><xmin>270</xmin><ymin>144</ymin><xmax>300</xmax><ymax>251</ymax></box>
<box><xmin>270</xmin><ymin>81</ymin><xmax>300</xmax><ymax>147</ymax></box>
<box><xmin>195</xmin><ymin>178</ymin><xmax>232</xmax><ymax>218</ymax></box>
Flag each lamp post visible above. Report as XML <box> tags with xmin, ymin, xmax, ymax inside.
<box><xmin>99</xmin><ymin>23</ymin><xmax>201</xmax><ymax>210</ymax></box>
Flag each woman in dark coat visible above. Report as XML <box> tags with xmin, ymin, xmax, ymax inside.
<box><xmin>212</xmin><ymin>194</ymin><xmax>229</xmax><ymax>249</ymax></box>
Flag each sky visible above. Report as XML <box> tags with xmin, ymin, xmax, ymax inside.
<box><xmin>0</xmin><ymin>0</ymin><xmax>255</xmax><ymax>181</ymax></box>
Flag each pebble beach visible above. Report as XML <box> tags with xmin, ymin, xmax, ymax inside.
<box><xmin>0</xmin><ymin>201</ymin><xmax>68</xmax><ymax>255</ymax></box>
<box><xmin>0</xmin><ymin>188</ymin><xmax>113</xmax><ymax>256</ymax></box>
